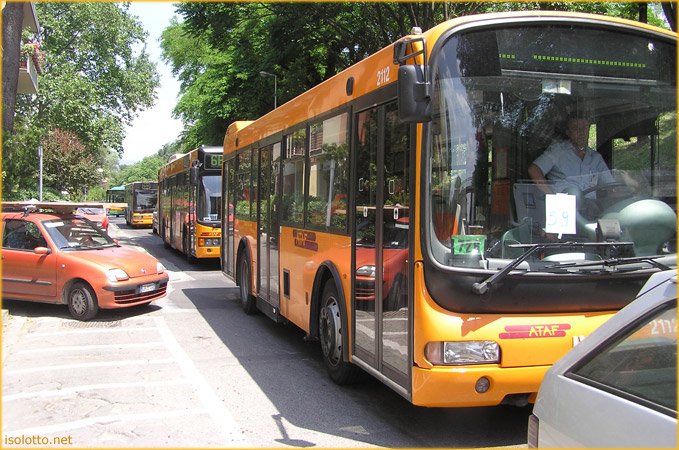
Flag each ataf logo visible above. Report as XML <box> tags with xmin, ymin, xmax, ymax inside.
<box><xmin>199</xmin><ymin>231</ymin><xmax>220</xmax><ymax>237</ymax></box>
<box><xmin>293</xmin><ymin>229</ymin><xmax>318</xmax><ymax>252</ymax></box>
<box><xmin>499</xmin><ymin>324</ymin><xmax>571</xmax><ymax>339</ymax></box>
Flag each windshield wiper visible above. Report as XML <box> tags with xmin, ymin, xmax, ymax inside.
<box><xmin>544</xmin><ymin>255</ymin><xmax>672</xmax><ymax>272</ymax></box>
<box><xmin>471</xmin><ymin>241</ymin><xmax>634</xmax><ymax>295</ymax></box>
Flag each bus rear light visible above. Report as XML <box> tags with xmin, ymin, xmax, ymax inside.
<box><xmin>425</xmin><ymin>341</ymin><xmax>500</xmax><ymax>365</ymax></box>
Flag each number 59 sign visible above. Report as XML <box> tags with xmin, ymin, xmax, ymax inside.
<box><xmin>545</xmin><ymin>193</ymin><xmax>576</xmax><ymax>235</ymax></box>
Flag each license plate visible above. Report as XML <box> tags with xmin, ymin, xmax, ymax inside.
<box><xmin>140</xmin><ymin>283</ymin><xmax>155</xmax><ymax>293</ymax></box>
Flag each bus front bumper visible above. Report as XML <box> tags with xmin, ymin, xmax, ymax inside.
<box><xmin>411</xmin><ymin>364</ymin><xmax>547</xmax><ymax>407</ymax></box>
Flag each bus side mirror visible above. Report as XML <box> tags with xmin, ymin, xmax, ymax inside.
<box><xmin>190</xmin><ymin>166</ymin><xmax>199</xmax><ymax>186</ymax></box>
<box><xmin>397</xmin><ymin>65</ymin><xmax>432</xmax><ymax>123</ymax></box>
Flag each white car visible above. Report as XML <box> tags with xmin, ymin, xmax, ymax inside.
<box><xmin>528</xmin><ymin>270</ymin><xmax>677</xmax><ymax>448</ymax></box>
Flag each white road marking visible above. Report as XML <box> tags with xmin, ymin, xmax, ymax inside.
<box><xmin>2</xmin><ymin>379</ymin><xmax>188</xmax><ymax>402</ymax></box>
<box><xmin>153</xmin><ymin>315</ymin><xmax>250</xmax><ymax>445</ymax></box>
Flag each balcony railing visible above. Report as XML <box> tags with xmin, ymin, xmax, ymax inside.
<box><xmin>18</xmin><ymin>57</ymin><xmax>38</xmax><ymax>95</ymax></box>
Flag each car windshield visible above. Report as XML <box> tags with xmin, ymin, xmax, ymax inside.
<box><xmin>43</xmin><ymin>218</ymin><xmax>116</xmax><ymax>250</ymax></box>
<box><xmin>428</xmin><ymin>24</ymin><xmax>677</xmax><ymax>273</ymax></box>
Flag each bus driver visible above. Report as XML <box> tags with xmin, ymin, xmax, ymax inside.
<box><xmin>527</xmin><ymin>112</ymin><xmax>615</xmax><ymax>199</ymax></box>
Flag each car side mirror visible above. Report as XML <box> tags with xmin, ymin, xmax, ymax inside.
<box><xmin>34</xmin><ymin>246</ymin><xmax>51</xmax><ymax>255</ymax></box>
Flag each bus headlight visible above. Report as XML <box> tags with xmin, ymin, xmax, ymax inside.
<box><xmin>425</xmin><ymin>341</ymin><xmax>500</xmax><ymax>365</ymax></box>
<box><xmin>199</xmin><ymin>238</ymin><xmax>221</xmax><ymax>247</ymax></box>
<box><xmin>106</xmin><ymin>268</ymin><xmax>130</xmax><ymax>282</ymax></box>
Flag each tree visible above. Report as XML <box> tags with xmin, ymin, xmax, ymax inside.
<box><xmin>109</xmin><ymin>154</ymin><xmax>167</xmax><ymax>187</ymax></box>
<box><xmin>41</xmin><ymin>128</ymin><xmax>100</xmax><ymax>200</ymax></box>
<box><xmin>4</xmin><ymin>3</ymin><xmax>160</xmax><ymax>200</ymax></box>
<box><xmin>165</xmin><ymin>2</ymin><xmax>668</xmax><ymax>148</ymax></box>
<box><xmin>2</xmin><ymin>2</ymin><xmax>25</xmax><ymax>134</ymax></box>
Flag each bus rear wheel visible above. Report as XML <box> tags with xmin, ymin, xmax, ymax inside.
<box><xmin>238</xmin><ymin>253</ymin><xmax>257</xmax><ymax>315</ymax></box>
<box><xmin>319</xmin><ymin>281</ymin><xmax>361</xmax><ymax>385</ymax></box>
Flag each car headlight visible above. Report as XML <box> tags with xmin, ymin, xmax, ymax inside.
<box><xmin>356</xmin><ymin>265</ymin><xmax>376</xmax><ymax>277</ymax></box>
<box><xmin>157</xmin><ymin>262</ymin><xmax>165</xmax><ymax>274</ymax></box>
<box><xmin>106</xmin><ymin>268</ymin><xmax>130</xmax><ymax>282</ymax></box>
<box><xmin>425</xmin><ymin>341</ymin><xmax>500</xmax><ymax>365</ymax></box>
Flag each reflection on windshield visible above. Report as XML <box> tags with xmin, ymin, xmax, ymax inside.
<box><xmin>429</xmin><ymin>25</ymin><xmax>677</xmax><ymax>272</ymax></box>
<box><xmin>43</xmin><ymin>218</ymin><xmax>116</xmax><ymax>250</ymax></box>
<box><xmin>199</xmin><ymin>175</ymin><xmax>221</xmax><ymax>222</ymax></box>
<box><xmin>135</xmin><ymin>190</ymin><xmax>157</xmax><ymax>212</ymax></box>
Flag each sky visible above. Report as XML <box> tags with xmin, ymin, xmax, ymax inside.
<box><xmin>121</xmin><ymin>2</ymin><xmax>184</xmax><ymax>164</ymax></box>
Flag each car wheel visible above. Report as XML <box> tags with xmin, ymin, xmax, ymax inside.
<box><xmin>238</xmin><ymin>253</ymin><xmax>257</xmax><ymax>314</ymax></box>
<box><xmin>319</xmin><ymin>281</ymin><xmax>362</xmax><ymax>384</ymax></box>
<box><xmin>67</xmin><ymin>282</ymin><xmax>98</xmax><ymax>321</ymax></box>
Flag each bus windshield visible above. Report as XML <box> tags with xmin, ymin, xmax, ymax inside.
<box><xmin>198</xmin><ymin>175</ymin><xmax>221</xmax><ymax>223</ymax></box>
<box><xmin>429</xmin><ymin>24</ymin><xmax>677</xmax><ymax>273</ymax></box>
<box><xmin>134</xmin><ymin>190</ymin><xmax>157</xmax><ymax>213</ymax></box>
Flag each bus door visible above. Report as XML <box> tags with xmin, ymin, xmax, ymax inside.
<box><xmin>353</xmin><ymin>101</ymin><xmax>411</xmax><ymax>388</ymax></box>
<box><xmin>257</xmin><ymin>143</ymin><xmax>281</xmax><ymax>310</ymax></box>
<box><xmin>223</xmin><ymin>159</ymin><xmax>235</xmax><ymax>277</ymax></box>
<box><xmin>187</xmin><ymin>169</ymin><xmax>197</xmax><ymax>256</ymax></box>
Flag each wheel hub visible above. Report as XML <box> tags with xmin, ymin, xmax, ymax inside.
<box><xmin>70</xmin><ymin>290</ymin><xmax>86</xmax><ymax>315</ymax></box>
<box><xmin>320</xmin><ymin>300</ymin><xmax>341</xmax><ymax>365</ymax></box>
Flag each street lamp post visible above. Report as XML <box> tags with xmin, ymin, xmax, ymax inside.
<box><xmin>259</xmin><ymin>71</ymin><xmax>277</xmax><ymax>109</ymax></box>
<box><xmin>38</xmin><ymin>145</ymin><xmax>43</xmax><ymax>201</ymax></box>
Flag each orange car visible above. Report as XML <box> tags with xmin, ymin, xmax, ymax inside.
<box><xmin>2</xmin><ymin>203</ymin><xmax>168</xmax><ymax>320</ymax></box>
<box><xmin>76</xmin><ymin>206</ymin><xmax>109</xmax><ymax>232</ymax></box>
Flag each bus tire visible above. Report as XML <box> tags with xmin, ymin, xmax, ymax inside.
<box><xmin>319</xmin><ymin>281</ymin><xmax>362</xmax><ymax>385</ymax></box>
<box><xmin>238</xmin><ymin>253</ymin><xmax>257</xmax><ymax>315</ymax></box>
<box><xmin>67</xmin><ymin>281</ymin><xmax>98</xmax><ymax>321</ymax></box>
<box><xmin>184</xmin><ymin>232</ymin><xmax>196</xmax><ymax>264</ymax></box>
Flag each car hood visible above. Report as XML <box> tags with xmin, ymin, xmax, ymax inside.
<box><xmin>68</xmin><ymin>246</ymin><xmax>160</xmax><ymax>277</ymax></box>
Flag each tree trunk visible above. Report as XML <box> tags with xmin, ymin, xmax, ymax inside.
<box><xmin>2</xmin><ymin>2</ymin><xmax>25</xmax><ymax>135</ymax></box>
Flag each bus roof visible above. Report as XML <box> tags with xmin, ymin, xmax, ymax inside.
<box><xmin>158</xmin><ymin>146</ymin><xmax>223</xmax><ymax>180</ymax></box>
<box><xmin>223</xmin><ymin>11</ymin><xmax>675</xmax><ymax>155</ymax></box>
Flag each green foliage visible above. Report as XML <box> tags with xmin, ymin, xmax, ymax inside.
<box><xmin>41</xmin><ymin>128</ymin><xmax>101</xmax><ymax>200</ymax></box>
<box><xmin>109</xmin><ymin>154</ymin><xmax>166</xmax><ymax>187</ymax></box>
<box><xmin>6</xmin><ymin>3</ymin><xmax>160</xmax><ymax>201</ymax></box>
<box><xmin>2</xmin><ymin>118</ymin><xmax>45</xmax><ymax>200</ymax></box>
<box><xmin>16</xmin><ymin>3</ymin><xmax>159</xmax><ymax>154</ymax></box>
<box><xmin>163</xmin><ymin>2</ymin><xmax>667</xmax><ymax>148</ymax></box>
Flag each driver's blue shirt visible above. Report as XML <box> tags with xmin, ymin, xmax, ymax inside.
<box><xmin>532</xmin><ymin>139</ymin><xmax>614</xmax><ymax>197</ymax></box>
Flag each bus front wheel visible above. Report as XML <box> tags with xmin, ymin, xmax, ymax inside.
<box><xmin>238</xmin><ymin>253</ymin><xmax>257</xmax><ymax>315</ymax></box>
<box><xmin>319</xmin><ymin>281</ymin><xmax>361</xmax><ymax>385</ymax></box>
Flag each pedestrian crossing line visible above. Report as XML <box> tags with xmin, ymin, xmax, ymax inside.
<box><xmin>16</xmin><ymin>342</ymin><xmax>164</xmax><ymax>355</ymax></box>
<box><xmin>2</xmin><ymin>379</ymin><xmax>189</xmax><ymax>402</ymax></box>
<box><xmin>4</xmin><ymin>358</ymin><xmax>176</xmax><ymax>376</ymax></box>
<box><xmin>154</xmin><ymin>315</ymin><xmax>251</xmax><ymax>446</ymax></box>
<box><xmin>4</xmin><ymin>408</ymin><xmax>209</xmax><ymax>436</ymax></box>
<box><xmin>21</xmin><ymin>327</ymin><xmax>158</xmax><ymax>338</ymax></box>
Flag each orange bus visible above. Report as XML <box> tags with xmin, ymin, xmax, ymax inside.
<box><xmin>123</xmin><ymin>181</ymin><xmax>157</xmax><ymax>227</ymax></box>
<box><xmin>158</xmin><ymin>146</ymin><xmax>223</xmax><ymax>260</ymax></box>
<box><xmin>221</xmin><ymin>11</ymin><xmax>676</xmax><ymax>407</ymax></box>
